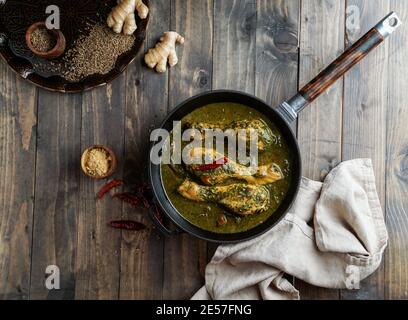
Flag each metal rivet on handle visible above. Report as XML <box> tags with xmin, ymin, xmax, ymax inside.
<box><xmin>389</xmin><ymin>17</ymin><xmax>399</xmax><ymax>27</ymax></box>
<box><xmin>376</xmin><ymin>12</ymin><xmax>402</xmax><ymax>38</ymax></box>
<box><xmin>385</xmin><ymin>12</ymin><xmax>402</xmax><ymax>29</ymax></box>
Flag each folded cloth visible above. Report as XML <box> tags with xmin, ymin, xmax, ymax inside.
<box><xmin>192</xmin><ymin>159</ymin><xmax>388</xmax><ymax>300</ymax></box>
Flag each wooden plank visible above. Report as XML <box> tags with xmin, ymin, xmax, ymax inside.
<box><xmin>209</xmin><ymin>0</ymin><xmax>257</xmax><ymax>259</ymax></box>
<box><xmin>256</xmin><ymin>0</ymin><xmax>299</xmax><ymax>108</ymax></box>
<box><xmin>119</xmin><ymin>0</ymin><xmax>170</xmax><ymax>299</ymax></box>
<box><xmin>298</xmin><ymin>0</ymin><xmax>344</xmax><ymax>181</ymax></box>
<box><xmin>29</xmin><ymin>91</ymin><xmax>81</xmax><ymax>299</ymax></box>
<box><xmin>0</xmin><ymin>60</ymin><xmax>36</xmax><ymax>300</ymax></box>
<box><xmin>341</xmin><ymin>0</ymin><xmax>389</xmax><ymax>300</ymax></box>
<box><xmin>295</xmin><ymin>0</ymin><xmax>344</xmax><ymax>299</ymax></box>
<box><xmin>168</xmin><ymin>0</ymin><xmax>213</xmax><ymax>107</ymax></box>
<box><xmin>385</xmin><ymin>0</ymin><xmax>408</xmax><ymax>300</ymax></box>
<box><xmin>213</xmin><ymin>0</ymin><xmax>257</xmax><ymax>92</ymax></box>
<box><xmin>74</xmin><ymin>79</ymin><xmax>126</xmax><ymax>299</ymax></box>
<box><xmin>162</xmin><ymin>0</ymin><xmax>214</xmax><ymax>299</ymax></box>
<box><xmin>255</xmin><ymin>0</ymin><xmax>299</xmax><ymax>296</ymax></box>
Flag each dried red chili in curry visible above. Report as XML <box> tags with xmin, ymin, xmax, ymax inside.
<box><xmin>193</xmin><ymin>156</ymin><xmax>228</xmax><ymax>171</ymax></box>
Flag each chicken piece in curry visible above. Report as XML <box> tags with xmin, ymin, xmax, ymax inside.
<box><xmin>185</xmin><ymin>147</ymin><xmax>283</xmax><ymax>186</ymax></box>
<box><xmin>184</xmin><ymin>119</ymin><xmax>276</xmax><ymax>151</ymax></box>
<box><xmin>161</xmin><ymin>103</ymin><xmax>293</xmax><ymax>234</ymax></box>
<box><xmin>178</xmin><ymin>179</ymin><xmax>270</xmax><ymax>216</ymax></box>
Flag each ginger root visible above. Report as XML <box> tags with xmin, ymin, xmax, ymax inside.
<box><xmin>107</xmin><ymin>0</ymin><xmax>149</xmax><ymax>35</ymax></box>
<box><xmin>144</xmin><ymin>32</ymin><xmax>185</xmax><ymax>73</ymax></box>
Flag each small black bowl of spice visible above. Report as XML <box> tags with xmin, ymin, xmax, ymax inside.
<box><xmin>25</xmin><ymin>22</ymin><xmax>66</xmax><ymax>59</ymax></box>
<box><xmin>81</xmin><ymin>145</ymin><xmax>117</xmax><ymax>179</ymax></box>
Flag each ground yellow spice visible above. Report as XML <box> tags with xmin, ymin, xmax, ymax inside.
<box><xmin>84</xmin><ymin>148</ymin><xmax>112</xmax><ymax>177</ymax></box>
<box><xmin>30</xmin><ymin>28</ymin><xmax>56</xmax><ymax>52</ymax></box>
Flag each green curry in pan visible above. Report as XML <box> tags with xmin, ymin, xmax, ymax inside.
<box><xmin>161</xmin><ymin>103</ymin><xmax>293</xmax><ymax>234</ymax></box>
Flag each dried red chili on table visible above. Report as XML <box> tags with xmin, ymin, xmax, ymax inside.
<box><xmin>109</xmin><ymin>220</ymin><xmax>146</xmax><ymax>231</ymax></box>
<box><xmin>154</xmin><ymin>205</ymin><xmax>164</xmax><ymax>224</ymax></box>
<box><xmin>112</xmin><ymin>192</ymin><xmax>140</xmax><ymax>207</ymax></box>
<box><xmin>98</xmin><ymin>181</ymin><xmax>154</xmax><ymax>210</ymax></box>
<box><xmin>194</xmin><ymin>156</ymin><xmax>228</xmax><ymax>171</ymax></box>
<box><xmin>136</xmin><ymin>184</ymin><xmax>152</xmax><ymax>209</ymax></box>
<box><xmin>97</xmin><ymin>179</ymin><xmax>123</xmax><ymax>199</ymax></box>
<box><xmin>141</xmin><ymin>198</ymin><xmax>150</xmax><ymax>209</ymax></box>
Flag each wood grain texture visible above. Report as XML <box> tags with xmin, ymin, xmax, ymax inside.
<box><xmin>119</xmin><ymin>0</ymin><xmax>170</xmax><ymax>299</ymax></box>
<box><xmin>385</xmin><ymin>0</ymin><xmax>408</xmax><ymax>300</ymax></box>
<box><xmin>341</xmin><ymin>0</ymin><xmax>390</xmax><ymax>300</ymax></box>
<box><xmin>162</xmin><ymin>0</ymin><xmax>214</xmax><ymax>300</ymax></box>
<box><xmin>213</xmin><ymin>0</ymin><xmax>256</xmax><ymax>92</ymax></box>
<box><xmin>209</xmin><ymin>0</ymin><xmax>257</xmax><ymax>261</ymax></box>
<box><xmin>298</xmin><ymin>0</ymin><xmax>344</xmax><ymax>180</ymax></box>
<box><xmin>256</xmin><ymin>0</ymin><xmax>299</xmax><ymax>108</ymax></box>
<box><xmin>169</xmin><ymin>0</ymin><xmax>213</xmax><ymax>107</ymax></box>
<box><xmin>255</xmin><ymin>0</ymin><xmax>299</xmax><ymax>295</ymax></box>
<box><xmin>74</xmin><ymin>80</ymin><xmax>126</xmax><ymax>299</ymax></box>
<box><xmin>256</xmin><ymin>0</ymin><xmax>299</xmax><ymax>137</ymax></box>
<box><xmin>0</xmin><ymin>59</ymin><xmax>36</xmax><ymax>300</ymax></box>
<box><xmin>296</xmin><ymin>0</ymin><xmax>345</xmax><ymax>299</ymax></box>
<box><xmin>29</xmin><ymin>91</ymin><xmax>81</xmax><ymax>299</ymax></box>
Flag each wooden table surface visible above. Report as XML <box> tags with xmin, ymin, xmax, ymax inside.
<box><xmin>1</xmin><ymin>0</ymin><xmax>408</xmax><ymax>300</ymax></box>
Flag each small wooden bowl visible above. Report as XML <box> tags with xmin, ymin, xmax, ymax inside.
<box><xmin>81</xmin><ymin>145</ymin><xmax>117</xmax><ymax>180</ymax></box>
<box><xmin>25</xmin><ymin>22</ymin><xmax>66</xmax><ymax>59</ymax></box>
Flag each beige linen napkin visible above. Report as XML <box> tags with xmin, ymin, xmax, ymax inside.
<box><xmin>192</xmin><ymin>159</ymin><xmax>388</xmax><ymax>300</ymax></box>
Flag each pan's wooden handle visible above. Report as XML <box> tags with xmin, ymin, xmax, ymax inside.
<box><xmin>277</xmin><ymin>12</ymin><xmax>401</xmax><ymax>123</ymax></box>
<box><xmin>301</xmin><ymin>12</ymin><xmax>401</xmax><ymax>103</ymax></box>
<box><xmin>300</xmin><ymin>29</ymin><xmax>383</xmax><ymax>102</ymax></box>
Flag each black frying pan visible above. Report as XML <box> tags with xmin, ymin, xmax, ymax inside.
<box><xmin>148</xmin><ymin>12</ymin><xmax>401</xmax><ymax>243</ymax></box>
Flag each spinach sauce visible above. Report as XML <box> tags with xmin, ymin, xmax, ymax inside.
<box><xmin>161</xmin><ymin>103</ymin><xmax>293</xmax><ymax>234</ymax></box>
